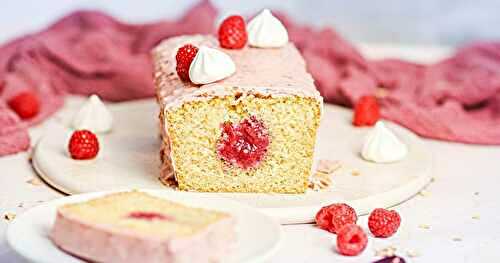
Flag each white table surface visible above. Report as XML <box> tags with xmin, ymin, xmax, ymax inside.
<box><xmin>1</xmin><ymin>46</ymin><xmax>500</xmax><ymax>262</ymax></box>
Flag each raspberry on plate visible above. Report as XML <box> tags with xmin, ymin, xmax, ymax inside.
<box><xmin>315</xmin><ymin>203</ymin><xmax>357</xmax><ymax>234</ymax></box>
<box><xmin>218</xmin><ymin>15</ymin><xmax>247</xmax><ymax>49</ymax></box>
<box><xmin>7</xmin><ymin>91</ymin><xmax>40</xmax><ymax>119</ymax></box>
<box><xmin>336</xmin><ymin>224</ymin><xmax>368</xmax><ymax>256</ymax></box>
<box><xmin>368</xmin><ymin>208</ymin><xmax>401</xmax><ymax>238</ymax></box>
<box><xmin>353</xmin><ymin>95</ymin><xmax>380</xmax><ymax>126</ymax></box>
<box><xmin>175</xmin><ymin>44</ymin><xmax>199</xmax><ymax>82</ymax></box>
<box><xmin>68</xmin><ymin>130</ymin><xmax>100</xmax><ymax>160</ymax></box>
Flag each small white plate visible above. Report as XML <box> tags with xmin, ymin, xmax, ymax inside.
<box><xmin>6</xmin><ymin>190</ymin><xmax>282</xmax><ymax>263</ymax></box>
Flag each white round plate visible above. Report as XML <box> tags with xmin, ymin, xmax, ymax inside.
<box><xmin>33</xmin><ymin>97</ymin><xmax>432</xmax><ymax>224</ymax></box>
<box><xmin>6</xmin><ymin>189</ymin><xmax>282</xmax><ymax>263</ymax></box>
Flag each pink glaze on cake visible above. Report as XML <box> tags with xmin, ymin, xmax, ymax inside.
<box><xmin>153</xmin><ymin>35</ymin><xmax>323</xmax><ymax>186</ymax></box>
<box><xmin>153</xmin><ymin>35</ymin><xmax>322</xmax><ymax>110</ymax></box>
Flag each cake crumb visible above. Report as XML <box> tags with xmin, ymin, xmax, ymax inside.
<box><xmin>308</xmin><ymin>172</ymin><xmax>332</xmax><ymax>191</ymax></box>
<box><xmin>316</xmin><ymin>160</ymin><xmax>341</xmax><ymax>174</ymax></box>
<box><xmin>351</xmin><ymin>170</ymin><xmax>361</xmax><ymax>176</ymax></box>
<box><xmin>418</xmin><ymin>224</ymin><xmax>430</xmax><ymax>229</ymax></box>
<box><xmin>26</xmin><ymin>177</ymin><xmax>43</xmax><ymax>186</ymax></box>
<box><xmin>374</xmin><ymin>245</ymin><xmax>397</xmax><ymax>257</ymax></box>
<box><xmin>406</xmin><ymin>249</ymin><xmax>421</xmax><ymax>258</ymax></box>
<box><xmin>452</xmin><ymin>237</ymin><xmax>462</xmax><ymax>242</ymax></box>
<box><xmin>3</xmin><ymin>212</ymin><xmax>16</xmax><ymax>221</ymax></box>
<box><xmin>418</xmin><ymin>190</ymin><xmax>430</xmax><ymax>197</ymax></box>
<box><xmin>472</xmin><ymin>215</ymin><xmax>480</xmax><ymax>220</ymax></box>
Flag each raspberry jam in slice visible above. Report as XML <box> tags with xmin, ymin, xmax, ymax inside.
<box><xmin>127</xmin><ymin>211</ymin><xmax>172</xmax><ymax>221</ymax></box>
<box><xmin>217</xmin><ymin>116</ymin><xmax>270</xmax><ymax>169</ymax></box>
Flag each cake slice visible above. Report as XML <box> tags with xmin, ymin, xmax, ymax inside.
<box><xmin>153</xmin><ymin>35</ymin><xmax>322</xmax><ymax>194</ymax></box>
<box><xmin>50</xmin><ymin>191</ymin><xmax>236</xmax><ymax>263</ymax></box>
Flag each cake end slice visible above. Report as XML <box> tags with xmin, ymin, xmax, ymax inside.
<box><xmin>50</xmin><ymin>191</ymin><xmax>236</xmax><ymax>263</ymax></box>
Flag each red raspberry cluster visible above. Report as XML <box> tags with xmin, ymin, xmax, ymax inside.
<box><xmin>68</xmin><ymin>130</ymin><xmax>100</xmax><ymax>160</ymax></box>
<box><xmin>218</xmin><ymin>15</ymin><xmax>248</xmax><ymax>49</ymax></box>
<box><xmin>7</xmin><ymin>91</ymin><xmax>40</xmax><ymax>119</ymax></box>
<box><xmin>217</xmin><ymin>116</ymin><xmax>270</xmax><ymax>169</ymax></box>
<box><xmin>315</xmin><ymin>203</ymin><xmax>401</xmax><ymax>257</ymax></box>
<box><xmin>175</xmin><ymin>44</ymin><xmax>199</xmax><ymax>82</ymax></box>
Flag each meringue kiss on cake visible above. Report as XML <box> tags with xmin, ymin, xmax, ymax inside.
<box><xmin>152</xmin><ymin>12</ymin><xmax>322</xmax><ymax>193</ymax></box>
<box><xmin>188</xmin><ymin>46</ymin><xmax>236</xmax><ymax>84</ymax></box>
<box><xmin>247</xmin><ymin>9</ymin><xmax>289</xmax><ymax>48</ymax></box>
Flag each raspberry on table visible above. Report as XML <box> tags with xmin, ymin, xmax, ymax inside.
<box><xmin>175</xmin><ymin>44</ymin><xmax>199</xmax><ymax>82</ymax></box>
<box><xmin>353</xmin><ymin>95</ymin><xmax>380</xmax><ymax>126</ymax></box>
<box><xmin>315</xmin><ymin>203</ymin><xmax>357</xmax><ymax>234</ymax></box>
<box><xmin>336</xmin><ymin>224</ymin><xmax>368</xmax><ymax>256</ymax></box>
<box><xmin>218</xmin><ymin>15</ymin><xmax>248</xmax><ymax>49</ymax></box>
<box><xmin>7</xmin><ymin>91</ymin><xmax>40</xmax><ymax>119</ymax></box>
<box><xmin>368</xmin><ymin>208</ymin><xmax>401</xmax><ymax>238</ymax></box>
<box><xmin>68</xmin><ymin>130</ymin><xmax>100</xmax><ymax>160</ymax></box>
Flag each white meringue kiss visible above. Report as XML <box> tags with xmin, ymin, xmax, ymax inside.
<box><xmin>188</xmin><ymin>46</ymin><xmax>236</xmax><ymax>84</ymax></box>
<box><xmin>247</xmin><ymin>9</ymin><xmax>289</xmax><ymax>48</ymax></box>
<box><xmin>72</xmin><ymin>95</ymin><xmax>113</xmax><ymax>133</ymax></box>
<box><xmin>361</xmin><ymin>121</ymin><xmax>408</xmax><ymax>163</ymax></box>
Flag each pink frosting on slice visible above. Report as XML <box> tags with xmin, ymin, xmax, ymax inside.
<box><xmin>50</xmin><ymin>210</ymin><xmax>237</xmax><ymax>263</ymax></box>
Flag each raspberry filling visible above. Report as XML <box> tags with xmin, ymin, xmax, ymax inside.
<box><xmin>127</xmin><ymin>211</ymin><xmax>172</xmax><ymax>221</ymax></box>
<box><xmin>217</xmin><ymin>116</ymin><xmax>270</xmax><ymax>169</ymax></box>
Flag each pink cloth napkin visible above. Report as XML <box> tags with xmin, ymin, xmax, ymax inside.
<box><xmin>1</xmin><ymin>1</ymin><xmax>500</xmax><ymax>157</ymax></box>
<box><xmin>279</xmin><ymin>14</ymin><xmax>500</xmax><ymax>145</ymax></box>
<box><xmin>0</xmin><ymin>1</ymin><xmax>217</xmax><ymax>155</ymax></box>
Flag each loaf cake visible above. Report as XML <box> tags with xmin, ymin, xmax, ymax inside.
<box><xmin>153</xmin><ymin>34</ymin><xmax>322</xmax><ymax>194</ymax></box>
<box><xmin>50</xmin><ymin>191</ymin><xmax>236</xmax><ymax>263</ymax></box>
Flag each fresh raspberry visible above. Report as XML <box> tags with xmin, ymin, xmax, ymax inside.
<box><xmin>353</xmin><ymin>95</ymin><xmax>380</xmax><ymax>126</ymax></box>
<box><xmin>368</xmin><ymin>208</ymin><xmax>401</xmax><ymax>238</ymax></box>
<box><xmin>218</xmin><ymin>15</ymin><xmax>247</xmax><ymax>49</ymax></box>
<box><xmin>175</xmin><ymin>44</ymin><xmax>199</xmax><ymax>82</ymax></box>
<box><xmin>68</xmin><ymin>130</ymin><xmax>100</xmax><ymax>160</ymax></box>
<box><xmin>336</xmin><ymin>224</ymin><xmax>368</xmax><ymax>256</ymax></box>
<box><xmin>315</xmin><ymin>203</ymin><xmax>357</xmax><ymax>234</ymax></box>
<box><xmin>7</xmin><ymin>91</ymin><xmax>40</xmax><ymax>119</ymax></box>
<box><xmin>217</xmin><ymin>116</ymin><xmax>270</xmax><ymax>169</ymax></box>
